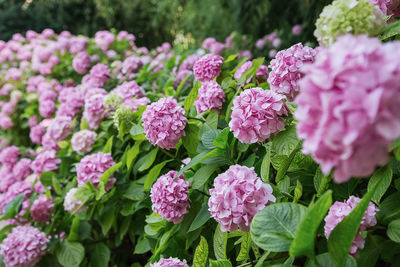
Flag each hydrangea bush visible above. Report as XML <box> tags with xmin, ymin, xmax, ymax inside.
<box><xmin>1</xmin><ymin>4</ymin><xmax>400</xmax><ymax>265</ymax></box>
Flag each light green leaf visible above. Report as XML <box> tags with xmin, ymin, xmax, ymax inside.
<box><xmin>188</xmin><ymin>203</ymin><xmax>211</xmax><ymax>232</ymax></box>
<box><xmin>213</xmin><ymin>128</ymin><xmax>230</xmax><ymax>149</ymax></box>
<box><xmin>184</xmin><ymin>82</ymin><xmax>200</xmax><ymax>111</ymax></box>
<box><xmin>293</xmin><ymin>180</ymin><xmax>303</xmax><ymax>203</ymax></box>
<box><xmin>144</xmin><ymin>160</ymin><xmax>172</xmax><ymax>191</ymax></box>
<box><xmin>192</xmin><ymin>165</ymin><xmax>218</xmax><ymax>190</ymax></box>
<box><xmin>103</xmin><ymin>135</ymin><xmax>113</xmax><ymax>154</ymax></box>
<box><xmin>100</xmin><ymin>206</ymin><xmax>115</xmax><ymax>236</ymax></box>
<box><xmin>260</xmin><ymin>144</ymin><xmax>271</xmax><ymax>183</ymax></box>
<box><xmin>236</xmin><ymin>232</ymin><xmax>252</xmax><ymax>261</ymax></box>
<box><xmin>182</xmin><ymin>123</ymin><xmax>200</xmax><ymax>155</ymax></box>
<box><xmin>387</xmin><ymin>219</ymin><xmax>400</xmax><ymax>243</ymax></box>
<box><xmin>193</xmin><ymin>236</ymin><xmax>208</xmax><ymax>267</ymax></box>
<box><xmin>214</xmin><ymin>225</ymin><xmax>228</xmax><ymax>260</ymax></box>
<box><xmin>305</xmin><ymin>252</ymin><xmax>356</xmax><ymax>267</ymax></box>
<box><xmin>135</xmin><ymin>147</ymin><xmax>159</xmax><ymax>173</ymax></box>
<box><xmin>272</xmin><ymin>124</ymin><xmax>299</xmax><ymax>156</ymax></box>
<box><xmin>251</xmin><ymin>203</ymin><xmax>307</xmax><ymax>252</ymax></box>
<box><xmin>209</xmin><ymin>260</ymin><xmax>232</xmax><ymax>267</ymax></box>
<box><xmin>56</xmin><ymin>241</ymin><xmax>85</xmax><ymax>267</ymax></box>
<box><xmin>130</xmin><ymin>124</ymin><xmax>144</xmax><ymax>136</ymax></box>
<box><xmin>367</xmin><ymin>166</ymin><xmax>392</xmax><ymax>203</ymax></box>
<box><xmin>99</xmin><ymin>162</ymin><xmax>122</xmax><ymax>185</ymax></box>
<box><xmin>126</xmin><ymin>141</ymin><xmax>142</xmax><ymax>170</ymax></box>
<box><xmin>314</xmin><ymin>168</ymin><xmax>330</xmax><ymax>196</ymax></box>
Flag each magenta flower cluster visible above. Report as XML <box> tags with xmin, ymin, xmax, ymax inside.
<box><xmin>208</xmin><ymin>165</ymin><xmax>276</xmax><ymax>232</ymax></box>
<box><xmin>193</xmin><ymin>54</ymin><xmax>224</xmax><ymax>82</ymax></box>
<box><xmin>229</xmin><ymin>87</ymin><xmax>289</xmax><ymax>144</ymax></box>
<box><xmin>30</xmin><ymin>194</ymin><xmax>54</xmax><ymax>222</ymax></box>
<box><xmin>150</xmin><ymin>257</ymin><xmax>189</xmax><ymax>267</ymax></box>
<box><xmin>234</xmin><ymin>61</ymin><xmax>269</xmax><ymax>84</ymax></box>
<box><xmin>0</xmin><ymin>225</ymin><xmax>49</xmax><ymax>267</ymax></box>
<box><xmin>268</xmin><ymin>43</ymin><xmax>316</xmax><ymax>101</ymax></box>
<box><xmin>76</xmin><ymin>152</ymin><xmax>116</xmax><ymax>188</ymax></box>
<box><xmin>31</xmin><ymin>150</ymin><xmax>61</xmax><ymax>175</ymax></box>
<box><xmin>150</xmin><ymin>170</ymin><xmax>190</xmax><ymax>224</ymax></box>
<box><xmin>142</xmin><ymin>97</ymin><xmax>187</xmax><ymax>150</ymax></box>
<box><xmin>295</xmin><ymin>35</ymin><xmax>400</xmax><ymax>182</ymax></box>
<box><xmin>195</xmin><ymin>80</ymin><xmax>226</xmax><ymax>114</ymax></box>
<box><xmin>324</xmin><ymin>196</ymin><xmax>378</xmax><ymax>256</ymax></box>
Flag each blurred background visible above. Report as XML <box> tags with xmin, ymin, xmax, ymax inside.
<box><xmin>0</xmin><ymin>0</ymin><xmax>332</xmax><ymax>48</ymax></box>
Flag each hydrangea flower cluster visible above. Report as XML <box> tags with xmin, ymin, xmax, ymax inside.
<box><xmin>150</xmin><ymin>257</ymin><xmax>189</xmax><ymax>267</ymax></box>
<box><xmin>314</xmin><ymin>0</ymin><xmax>385</xmax><ymax>46</ymax></box>
<box><xmin>64</xmin><ymin>188</ymin><xmax>84</xmax><ymax>214</ymax></box>
<box><xmin>83</xmin><ymin>93</ymin><xmax>107</xmax><ymax>129</ymax></box>
<box><xmin>31</xmin><ymin>150</ymin><xmax>61</xmax><ymax>175</ymax></box>
<box><xmin>195</xmin><ymin>80</ymin><xmax>226</xmax><ymax>114</ymax></box>
<box><xmin>193</xmin><ymin>54</ymin><xmax>224</xmax><ymax>82</ymax></box>
<box><xmin>234</xmin><ymin>61</ymin><xmax>269</xmax><ymax>84</ymax></box>
<box><xmin>0</xmin><ymin>225</ymin><xmax>49</xmax><ymax>267</ymax></box>
<box><xmin>71</xmin><ymin>130</ymin><xmax>97</xmax><ymax>153</ymax></box>
<box><xmin>150</xmin><ymin>170</ymin><xmax>190</xmax><ymax>224</ymax></box>
<box><xmin>142</xmin><ymin>97</ymin><xmax>187</xmax><ymax>150</ymax></box>
<box><xmin>208</xmin><ymin>165</ymin><xmax>276</xmax><ymax>232</ymax></box>
<box><xmin>76</xmin><ymin>152</ymin><xmax>116</xmax><ymax>188</ymax></box>
<box><xmin>42</xmin><ymin>116</ymin><xmax>72</xmax><ymax>150</ymax></box>
<box><xmin>229</xmin><ymin>88</ymin><xmax>289</xmax><ymax>144</ymax></box>
<box><xmin>324</xmin><ymin>196</ymin><xmax>378</xmax><ymax>256</ymax></box>
<box><xmin>56</xmin><ymin>87</ymin><xmax>84</xmax><ymax>118</ymax></box>
<box><xmin>30</xmin><ymin>194</ymin><xmax>54</xmax><ymax>222</ymax></box>
<box><xmin>368</xmin><ymin>0</ymin><xmax>400</xmax><ymax>21</ymax></box>
<box><xmin>72</xmin><ymin>51</ymin><xmax>91</xmax><ymax>74</ymax></box>
<box><xmin>268</xmin><ymin>43</ymin><xmax>316</xmax><ymax>101</ymax></box>
<box><xmin>295</xmin><ymin>35</ymin><xmax>400</xmax><ymax>182</ymax></box>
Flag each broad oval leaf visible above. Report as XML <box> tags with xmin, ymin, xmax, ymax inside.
<box><xmin>56</xmin><ymin>241</ymin><xmax>85</xmax><ymax>267</ymax></box>
<box><xmin>188</xmin><ymin>203</ymin><xmax>211</xmax><ymax>233</ymax></box>
<box><xmin>214</xmin><ymin>224</ymin><xmax>228</xmax><ymax>260</ymax></box>
<box><xmin>367</xmin><ymin>166</ymin><xmax>392</xmax><ymax>203</ymax></box>
<box><xmin>387</xmin><ymin>219</ymin><xmax>400</xmax><ymax>243</ymax></box>
<box><xmin>305</xmin><ymin>252</ymin><xmax>356</xmax><ymax>267</ymax></box>
<box><xmin>209</xmin><ymin>259</ymin><xmax>233</xmax><ymax>267</ymax></box>
<box><xmin>90</xmin><ymin>243</ymin><xmax>110</xmax><ymax>267</ymax></box>
<box><xmin>251</xmin><ymin>203</ymin><xmax>307</xmax><ymax>252</ymax></box>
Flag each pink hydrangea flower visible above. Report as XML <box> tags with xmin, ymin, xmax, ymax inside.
<box><xmin>42</xmin><ymin>116</ymin><xmax>72</xmax><ymax>150</ymax></box>
<box><xmin>123</xmin><ymin>97</ymin><xmax>150</xmax><ymax>112</ymax></box>
<box><xmin>195</xmin><ymin>80</ymin><xmax>225</xmax><ymax>114</ymax></box>
<box><xmin>30</xmin><ymin>124</ymin><xmax>46</xmax><ymax>144</ymax></box>
<box><xmin>324</xmin><ymin>196</ymin><xmax>378</xmax><ymax>257</ymax></box>
<box><xmin>208</xmin><ymin>165</ymin><xmax>276</xmax><ymax>232</ymax></box>
<box><xmin>150</xmin><ymin>257</ymin><xmax>189</xmax><ymax>267</ymax></box>
<box><xmin>0</xmin><ymin>181</ymin><xmax>32</xmax><ymax>217</ymax></box>
<box><xmin>72</xmin><ymin>51</ymin><xmax>91</xmax><ymax>74</ymax></box>
<box><xmin>0</xmin><ymin>114</ymin><xmax>13</xmax><ymax>130</ymax></box>
<box><xmin>369</xmin><ymin>0</ymin><xmax>400</xmax><ymax>21</ymax></box>
<box><xmin>142</xmin><ymin>97</ymin><xmax>187</xmax><ymax>150</ymax></box>
<box><xmin>64</xmin><ymin>188</ymin><xmax>84</xmax><ymax>214</ymax></box>
<box><xmin>71</xmin><ymin>130</ymin><xmax>97</xmax><ymax>153</ymax></box>
<box><xmin>0</xmin><ymin>165</ymin><xmax>15</xmax><ymax>192</ymax></box>
<box><xmin>76</xmin><ymin>152</ymin><xmax>116</xmax><ymax>188</ymax></box>
<box><xmin>13</xmin><ymin>158</ymin><xmax>32</xmax><ymax>181</ymax></box>
<box><xmin>292</xmin><ymin>24</ymin><xmax>303</xmax><ymax>36</ymax></box>
<box><xmin>295</xmin><ymin>35</ymin><xmax>400</xmax><ymax>183</ymax></box>
<box><xmin>0</xmin><ymin>226</ymin><xmax>48</xmax><ymax>267</ymax></box>
<box><xmin>0</xmin><ymin>146</ymin><xmax>19</xmax><ymax>166</ymax></box>
<box><xmin>173</xmin><ymin>70</ymin><xmax>192</xmax><ymax>89</ymax></box>
<box><xmin>229</xmin><ymin>88</ymin><xmax>289</xmax><ymax>144</ymax></box>
<box><xmin>83</xmin><ymin>64</ymin><xmax>110</xmax><ymax>88</ymax></box>
<box><xmin>150</xmin><ymin>170</ymin><xmax>190</xmax><ymax>224</ymax></box>
<box><xmin>31</xmin><ymin>150</ymin><xmax>61</xmax><ymax>175</ymax></box>
<box><xmin>121</xmin><ymin>55</ymin><xmax>142</xmax><ymax>75</ymax></box>
<box><xmin>30</xmin><ymin>194</ymin><xmax>53</xmax><ymax>222</ymax></box>
<box><xmin>268</xmin><ymin>43</ymin><xmax>316</xmax><ymax>101</ymax></box>
<box><xmin>193</xmin><ymin>54</ymin><xmax>224</xmax><ymax>82</ymax></box>
<box><xmin>83</xmin><ymin>94</ymin><xmax>106</xmax><ymax>130</ymax></box>
<box><xmin>110</xmin><ymin>81</ymin><xmax>145</xmax><ymax>103</ymax></box>
<box><xmin>94</xmin><ymin>30</ymin><xmax>115</xmax><ymax>51</ymax></box>
<box><xmin>178</xmin><ymin>54</ymin><xmax>200</xmax><ymax>72</ymax></box>
<box><xmin>56</xmin><ymin>87</ymin><xmax>84</xmax><ymax>118</ymax></box>
<box><xmin>234</xmin><ymin>61</ymin><xmax>269</xmax><ymax>84</ymax></box>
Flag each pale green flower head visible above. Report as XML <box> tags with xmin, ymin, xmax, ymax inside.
<box><xmin>104</xmin><ymin>93</ymin><xmax>123</xmax><ymax>110</ymax></box>
<box><xmin>113</xmin><ymin>105</ymin><xmax>134</xmax><ymax>133</ymax></box>
<box><xmin>314</xmin><ymin>0</ymin><xmax>385</xmax><ymax>46</ymax></box>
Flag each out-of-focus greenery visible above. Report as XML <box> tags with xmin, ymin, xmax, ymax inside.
<box><xmin>0</xmin><ymin>0</ymin><xmax>332</xmax><ymax>47</ymax></box>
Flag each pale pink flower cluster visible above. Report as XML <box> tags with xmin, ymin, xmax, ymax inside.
<box><xmin>142</xmin><ymin>97</ymin><xmax>187</xmax><ymax>150</ymax></box>
<box><xmin>94</xmin><ymin>30</ymin><xmax>115</xmax><ymax>51</ymax></box>
<box><xmin>82</xmin><ymin>63</ymin><xmax>110</xmax><ymax>88</ymax></box>
<box><xmin>150</xmin><ymin>257</ymin><xmax>189</xmax><ymax>267</ymax></box>
<box><xmin>30</xmin><ymin>150</ymin><xmax>61</xmax><ymax>174</ymax></box>
<box><xmin>0</xmin><ymin>225</ymin><xmax>48</xmax><ymax>267</ymax></box>
<box><xmin>208</xmin><ymin>165</ymin><xmax>276</xmax><ymax>232</ymax></box>
<box><xmin>368</xmin><ymin>0</ymin><xmax>400</xmax><ymax>21</ymax></box>
<box><xmin>292</xmin><ymin>24</ymin><xmax>303</xmax><ymax>35</ymax></box>
<box><xmin>268</xmin><ymin>43</ymin><xmax>316</xmax><ymax>101</ymax></box>
<box><xmin>56</xmin><ymin>87</ymin><xmax>84</xmax><ymax>118</ymax></box>
<box><xmin>83</xmin><ymin>93</ymin><xmax>107</xmax><ymax>129</ymax></box>
<box><xmin>295</xmin><ymin>35</ymin><xmax>400</xmax><ymax>182</ymax></box>
<box><xmin>72</xmin><ymin>51</ymin><xmax>91</xmax><ymax>74</ymax></box>
<box><xmin>234</xmin><ymin>61</ymin><xmax>269</xmax><ymax>84</ymax></box>
<box><xmin>150</xmin><ymin>170</ymin><xmax>190</xmax><ymax>224</ymax></box>
<box><xmin>193</xmin><ymin>54</ymin><xmax>224</xmax><ymax>82</ymax></box>
<box><xmin>30</xmin><ymin>194</ymin><xmax>54</xmax><ymax>222</ymax></box>
<box><xmin>42</xmin><ymin>116</ymin><xmax>72</xmax><ymax>150</ymax></box>
<box><xmin>0</xmin><ymin>181</ymin><xmax>32</xmax><ymax>220</ymax></box>
<box><xmin>76</xmin><ymin>152</ymin><xmax>116</xmax><ymax>188</ymax></box>
<box><xmin>121</xmin><ymin>55</ymin><xmax>142</xmax><ymax>78</ymax></box>
<box><xmin>71</xmin><ymin>130</ymin><xmax>97</xmax><ymax>153</ymax></box>
<box><xmin>64</xmin><ymin>188</ymin><xmax>84</xmax><ymax>214</ymax></box>
<box><xmin>202</xmin><ymin>37</ymin><xmax>226</xmax><ymax>54</ymax></box>
<box><xmin>324</xmin><ymin>196</ymin><xmax>378</xmax><ymax>257</ymax></box>
<box><xmin>195</xmin><ymin>81</ymin><xmax>226</xmax><ymax>114</ymax></box>
<box><xmin>229</xmin><ymin>88</ymin><xmax>289</xmax><ymax>144</ymax></box>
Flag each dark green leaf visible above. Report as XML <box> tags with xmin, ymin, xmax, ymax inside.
<box><xmin>188</xmin><ymin>203</ymin><xmax>211</xmax><ymax>232</ymax></box>
<box><xmin>192</xmin><ymin>165</ymin><xmax>218</xmax><ymax>190</ymax></box>
<box><xmin>367</xmin><ymin>166</ymin><xmax>392</xmax><ymax>203</ymax></box>
<box><xmin>388</xmin><ymin>219</ymin><xmax>400</xmax><ymax>243</ymax></box>
<box><xmin>144</xmin><ymin>160</ymin><xmax>172</xmax><ymax>191</ymax></box>
<box><xmin>56</xmin><ymin>241</ymin><xmax>85</xmax><ymax>267</ymax></box>
<box><xmin>90</xmin><ymin>243</ymin><xmax>110</xmax><ymax>267</ymax></box>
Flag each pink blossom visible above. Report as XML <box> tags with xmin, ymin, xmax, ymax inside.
<box><xmin>0</xmin><ymin>146</ymin><xmax>19</xmax><ymax>166</ymax></box>
<box><xmin>42</xmin><ymin>116</ymin><xmax>72</xmax><ymax>150</ymax></box>
<box><xmin>72</xmin><ymin>51</ymin><xmax>91</xmax><ymax>74</ymax></box>
<box><xmin>238</xmin><ymin>50</ymin><xmax>252</xmax><ymax>59</ymax></box>
<box><xmin>193</xmin><ymin>54</ymin><xmax>224</xmax><ymax>82</ymax></box>
<box><xmin>56</xmin><ymin>87</ymin><xmax>84</xmax><ymax>118</ymax></box>
<box><xmin>0</xmin><ymin>114</ymin><xmax>13</xmax><ymax>130</ymax></box>
<box><xmin>30</xmin><ymin>194</ymin><xmax>53</xmax><ymax>222</ymax></box>
<box><xmin>150</xmin><ymin>170</ymin><xmax>190</xmax><ymax>224</ymax></box>
<box><xmin>30</xmin><ymin>125</ymin><xmax>46</xmax><ymax>144</ymax></box>
<box><xmin>178</xmin><ymin>54</ymin><xmax>200</xmax><ymax>72</ymax></box>
<box><xmin>195</xmin><ymin>80</ymin><xmax>225</xmax><ymax>114</ymax></box>
<box><xmin>174</xmin><ymin>70</ymin><xmax>193</xmax><ymax>89</ymax></box>
<box><xmin>150</xmin><ymin>257</ymin><xmax>189</xmax><ymax>267</ymax></box>
<box><xmin>76</xmin><ymin>152</ymin><xmax>116</xmax><ymax>188</ymax></box>
<box><xmin>268</xmin><ymin>43</ymin><xmax>316</xmax><ymax>101</ymax></box>
<box><xmin>142</xmin><ymin>97</ymin><xmax>187</xmax><ymax>150</ymax></box>
<box><xmin>234</xmin><ymin>61</ymin><xmax>269</xmax><ymax>84</ymax></box>
<box><xmin>83</xmin><ymin>94</ymin><xmax>106</xmax><ymax>130</ymax></box>
<box><xmin>39</xmin><ymin>99</ymin><xmax>56</xmax><ymax>118</ymax></box>
<box><xmin>64</xmin><ymin>188</ymin><xmax>84</xmax><ymax>214</ymax></box>
<box><xmin>368</xmin><ymin>0</ymin><xmax>400</xmax><ymax>21</ymax></box>
<box><xmin>13</xmin><ymin>158</ymin><xmax>32</xmax><ymax>181</ymax></box>
<box><xmin>121</xmin><ymin>55</ymin><xmax>142</xmax><ymax>75</ymax></box>
<box><xmin>229</xmin><ymin>88</ymin><xmax>289</xmax><ymax>144</ymax></box>
<box><xmin>0</xmin><ymin>165</ymin><xmax>15</xmax><ymax>192</ymax></box>
<box><xmin>292</xmin><ymin>25</ymin><xmax>303</xmax><ymax>36</ymax></box>
<box><xmin>110</xmin><ymin>81</ymin><xmax>145</xmax><ymax>103</ymax></box>
<box><xmin>208</xmin><ymin>165</ymin><xmax>275</xmax><ymax>232</ymax></box>
<box><xmin>71</xmin><ymin>130</ymin><xmax>97</xmax><ymax>153</ymax></box>
<box><xmin>94</xmin><ymin>30</ymin><xmax>115</xmax><ymax>51</ymax></box>
<box><xmin>82</xmin><ymin>64</ymin><xmax>110</xmax><ymax>88</ymax></box>
<box><xmin>295</xmin><ymin>35</ymin><xmax>400</xmax><ymax>182</ymax></box>
<box><xmin>31</xmin><ymin>150</ymin><xmax>61</xmax><ymax>174</ymax></box>
<box><xmin>123</xmin><ymin>97</ymin><xmax>150</xmax><ymax>112</ymax></box>
<box><xmin>0</xmin><ymin>225</ymin><xmax>48</xmax><ymax>267</ymax></box>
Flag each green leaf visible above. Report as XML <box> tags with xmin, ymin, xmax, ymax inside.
<box><xmin>251</xmin><ymin>203</ymin><xmax>307</xmax><ymax>252</ymax></box>
<box><xmin>192</xmin><ymin>165</ymin><xmax>218</xmax><ymax>190</ymax></box>
<box><xmin>183</xmin><ymin>124</ymin><xmax>200</xmax><ymax>155</ymax></box>
<box><xmin>213</xmin><ymin>128</ymin><xmax>230</xmax><ymax>149</ymax></box>
<box><xmin>90</xmin><ymin>243</ymin><xmax>110</xmax><ymax>267</ymax></box>
<box><xmin>126</xmin><ymin>141</ymin><xmax>142</xmax><ymax>170</ymax></box>
<box><xmin>367</xmin><ymin>166</ymin><xmax>392</xmax><ymax>203</ymax></box>
<box><xmin>100</xmin><ymin>206</ymin><xmax>115</xmax><ymax>236</ymax></box>
<box><xmin>272</xmin><ymin>125</ymin><xmax>299</xmax><ymax>156</ymax></box>
<box><xmin>179</xmin><ymin>148</ymin><xmax>225</xmax><ymax>174</ymax></box>
<box><xmin>237</xmin><ymin>57</ymin><xmax>264</xmax><ymax>84</ymax></box>
<box><xmin>102</xmin><ymin>135</ymin><xmax>113</xmax><ymax>153</ymax></box>
<box><xmin>328</xmin><ymin>176</ymin><xmax>384</xmax><ymax>267</ymax></box>
<box><xmin>225</xmin><ymin>54</ymin><xmax>238</xmax><ymax>63</ymax></box>
<box><xmin>214</xmin><ymin>225</ymin><xmax>228</xmax><ymax>260</ymax></box>
<box><xmin>209</xmin><ymin>260</ymin><xmax>232</xmax><ymax>267</ymax></box>
<box><xmin>202</xmin><ymin>129</ymin><xmax>222</xmax><ymax>150</ymax></box>
<box><xmin>2</xmin><ymin>194</ymin><xmax>25</xmax><ymax>219</ymax></box>
<box><xmin>236</xmin><ymin>232</ymin><xmax>252</xmax><ymax>261</ymax></box>
<box><xmin>380</xmin><ymin>20</ymin><xmax>400</xmax><ymax>40</ymax></box>
<box><xmin>378</xmin><ymin>192</ymin><xmax>400</xmax><ymax>224</ymax></box>
<box><xmin>184</xmin><ymin>82</ymin><xmax>200</xmax><ymax>111</ymax></box>
<box><xmin>80</xmin><ymin>117</ymin><xmax>89</xmax><ymax>130</ymax></box>
<box><xmin>134</xmin><ymin>238</ymin><xmax>151</xmax><ymax>254</ymax></box>
<box><xmin>144</xmin><ymin>160</ymin><xmax>172</xmax><ymax>191</ymax></box>
<box><xmin>135</xmin><ymin>147</ymin><xmax>159</xmax><ymax>173</ymax></box>
<box><xmin>99</xmin><ymin>162</ymin><xmax>122</xmax><ymax>185</ymax></box>
<box><xmin>188</xmin><ymin>202</ymin><xmax>211</xmax><ymax>232</ymax></box>
<box><xmin>275</xmin><ymin>144</ymin><xmax>301</xmax><ymax>182</ymax></box>
<box><xmin>68</xmin><ymin>216</ymin><xmax>81</xmax><ymax>242</ymax></box>
<box><xmin>305</xmin><ymin>252</ymin><xmax>356</xmax><ymax>267</ymax></box>
<box><xmin>290</xmin><ymin>191</ymin><xmax>332</xmax><ymax>257</ymax></box>
<box><xmin>40</xmin><ymin>171</ymin><xmax>56</xmax><ymax>187</ymax></box>
<box><xmin>56</xmin><ymin>241</ymin><xmax>85</xmax><ymax>267</ymax></box>
<box><xmin>387</xmin><ymin>219</ymin><xmax>400</xmax><ymax>243</ymax></box>
<box><xmin>193</xmin><ymin>236</ymin><xmax>208</xmax><ymax>267</ymax></box>
<box><xmin>260</xmin><ymin>144</ymin><xmax>271</xmax><ymax>183</ymax></box>
<box><xmin>123</xmin><ymin>182</ymin><xmax>145</xmax><ymax>201</ymax></box>
<box><xmin>314</xmin><ymin>168</ymin><xmax>330</xmax><ymax>196</ymax></box>
<box><xmin>130</xmin><ymin>124</ymin><xmax>144</xmax><ymax>136</ymax></box>
<box><xmin>293</xmin><ymin>180</ymin><xmax>303</xmax><ymax>203</ymax></box>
